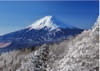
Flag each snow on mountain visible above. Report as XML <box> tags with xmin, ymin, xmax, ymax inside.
<box><xmin>29</xmin><ymin>16</ymin><xmax>58</xmax><ymax>30</ymax></box>
<box><xmin>0</xmin><ymin>42</ymin><xmax>11</xmax><ymax>48</ymax></box>
<box><xmin>28</xmin><ymin>16</ymin><xmax>75</xmax><ymax>31</ymax></box>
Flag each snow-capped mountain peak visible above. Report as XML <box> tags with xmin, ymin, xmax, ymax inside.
<box><xmin>28</xmin><ymin>16</ymin><xmax>74</xmax><ymax>30</ymax></box>
<box><xmin>29</xmin><ymin>16</ymin><xmax>58</xmax><ymax>30</ymax></box>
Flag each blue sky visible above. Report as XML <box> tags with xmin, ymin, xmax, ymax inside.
<box><xmin>0</xmin><ymin>1</ymin><xmax>99</xmax><ymax>35</ymax></box>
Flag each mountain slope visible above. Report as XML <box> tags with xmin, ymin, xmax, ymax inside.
<box><xmin>0</xmin><ymin>16</ymin><xmax>83</xmax><ymax>53</ymax></box>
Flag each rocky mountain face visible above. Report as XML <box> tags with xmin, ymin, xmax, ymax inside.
<box><xmin>0</xmin><ymin>17</ymin><xmax>99</xmax><ymax>71</ymax></box>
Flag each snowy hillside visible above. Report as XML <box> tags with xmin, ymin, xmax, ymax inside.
<box><xmin>0</xmin><ymin>17</ymin><xmax>99</xmax><ymax>71</ymax></box>
<box><xmin>48</xmin><ymin>17</ymin><xmax>99</xmax><ymax>71</ymax></box>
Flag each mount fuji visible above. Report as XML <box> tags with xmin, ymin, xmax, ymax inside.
<box><xmin>0</xmin><ymin>16</ymin><xmax>83</xmax><ymax>52</ymax></box>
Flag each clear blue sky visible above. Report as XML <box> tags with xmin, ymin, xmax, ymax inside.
<box><xmin>0</xmin><ymin>1</ymin><xmax>99</xmax><ymax>35</ymax></box>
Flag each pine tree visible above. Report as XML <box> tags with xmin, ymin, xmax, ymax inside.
<box><xmin>33</xmin><ymin>45</ymin><xmax>49</xmax><ymax>71</ymax></box>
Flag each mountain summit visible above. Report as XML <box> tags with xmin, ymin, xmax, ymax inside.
<box><xmin>29</xmin><ymin>16</ymin><xmax>74</xmax><ymax>31</ymax></box>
